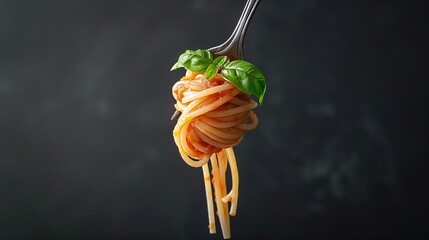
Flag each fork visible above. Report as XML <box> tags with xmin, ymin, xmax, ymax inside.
<box><xmin>208</xmin><ymin>0</ymin><xmax>261</xmax><ymax>60</ymax></box>
<box><xmin>171</xmin><ymin>0</ymin><xmax>261</xmax><ymax>120</ymax></box>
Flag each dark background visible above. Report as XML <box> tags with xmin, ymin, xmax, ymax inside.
<box><xmin>1</xmin><ymin>0</ymin><xmax>428</xmax><ymax>239</ymax></box>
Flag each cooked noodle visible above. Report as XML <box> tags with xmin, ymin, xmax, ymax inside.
<box><xmin>172</xmin><ymin>70</ymin><xmax>258</xmax><ymax>239</ymax></box>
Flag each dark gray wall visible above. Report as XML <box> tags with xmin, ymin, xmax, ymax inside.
<box><xmin>1</xmin><ymin>0</ymin><xmax>428</xmax><ymax>239</ymax></box>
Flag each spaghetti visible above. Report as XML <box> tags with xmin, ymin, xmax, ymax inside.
<box><xmin>172</xmin><ymin>70</ymin><xmax>258</xmax><ymax>239</ymax></box>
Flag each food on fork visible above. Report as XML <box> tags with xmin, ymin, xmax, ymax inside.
<box><xmin>170</xmin><ymin>49</ymin><xmax>266</xmax><ymax>239</ymax></box>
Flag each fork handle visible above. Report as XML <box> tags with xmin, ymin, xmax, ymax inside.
<box><xmin>219</xmin><ymin>0</ymin><xmax>261</xmax><ymax>59</ymax></box>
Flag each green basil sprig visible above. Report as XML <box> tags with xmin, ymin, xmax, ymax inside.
<box><xmin>171</xmin><ymin>49</ymin><xmax>266</xmax><ymax>104</ymax></box>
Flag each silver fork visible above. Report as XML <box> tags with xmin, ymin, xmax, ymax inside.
<box><xmin>208</xmin><ymin>0</ymin><xmax>261</xmax><ymax>60</ymax></box>
<box><xmin>171</xmin><ymin>0</ymin><xmax>261</xmax><ymax>120</ymax></box>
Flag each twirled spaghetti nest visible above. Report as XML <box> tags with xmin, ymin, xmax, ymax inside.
<box><xmin>172</xmin><ymin>71</ymin><xmax>258</xmax><ymax>168</ymax></box>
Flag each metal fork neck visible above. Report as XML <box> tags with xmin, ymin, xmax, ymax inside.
<box><xmin>215</xmin><ymin>0</ymin><xmax>261</xmax><ymax>60</ymax></box>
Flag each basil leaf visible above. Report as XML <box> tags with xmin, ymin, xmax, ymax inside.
<box><xmin>172</xmin><ymin>49</ymin><xmax>213</xmax><ymax>72</ymax></box>
<box><xmin>213</xmin><ymin>56</ymin><xmax>228</xmax><ymax>67</ymax></box>
<box><xmin>170</xmin><ymin>62</ymin><xmax>181</xmax><ymax>71</ymax></box>
<box><xmin>221</xmin><ymin>60</ymin><xmax>266</xmax><ymax>104</ymax></box>
<box><xmin>204</xmin><ymin>56</ymin><xmax>227</xmax><ymax>80</ymax></box>
<box><xmin>194</xmin><ymin>49</ymin><xmax>213</xmax><ymax>61</ymax></box>
<box><xmin>205</xmin><ymin>64</ymin><xmax>219</xmax><ymax>80</ymax></box>
<box><xmin>170</xmin><ymin>49</ymin><xmax>191</xmax><ymax>71</ymax></box>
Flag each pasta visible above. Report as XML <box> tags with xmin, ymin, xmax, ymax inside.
<box><xmin>172</xmin><ymin>70</ymin><xmax>258</xmax><ymax>239</ymax></box>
